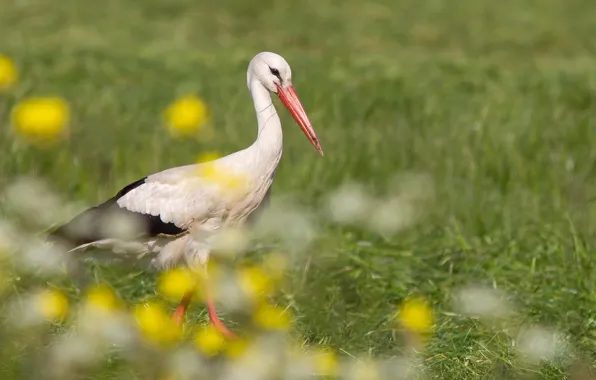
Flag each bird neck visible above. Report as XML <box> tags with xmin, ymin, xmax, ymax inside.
<box><xmin>249</xmin><ymin>80</ymin><xmax>283</xmax><ymax>164</ymax></box>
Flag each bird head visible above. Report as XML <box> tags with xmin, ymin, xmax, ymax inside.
<box><xmin>247</xmin><ymin>52</ymin><xmax>324</xmax><ymax>156</ymax></box>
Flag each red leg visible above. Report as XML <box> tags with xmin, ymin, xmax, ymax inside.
<box><xmin>170</xmin><ymin>275</ymin><xmax>237</xmax><ymax>339</ymax></box>
<box><xmin>205</xmin><ymin>291</ymin><xmax>237</xmax><ymax>339</ymax></box>
<box><xmin>172</xmin><ymin>291</ymin><xmax>193</xmax><ymax>326</ymax></box>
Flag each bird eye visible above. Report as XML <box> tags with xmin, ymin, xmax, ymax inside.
<box><xmin>269</xmin><ymin>67</ymin><xmax>282</xmax><ymax>80</ymax></box>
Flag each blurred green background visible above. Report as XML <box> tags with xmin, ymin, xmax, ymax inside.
<box><xmin>1</xmin><ymin>0</ymin><xmax>596</xmax><ymax>378</ymax></box>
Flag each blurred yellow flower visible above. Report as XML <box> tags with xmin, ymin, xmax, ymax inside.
<box><xmin>237</xmin><ymin>265</ymin><xmax>274</xmax><ymax>302</ymax></box>
<box><xmin>35</xmin><ymin>289</ymin><xmax>69</xmax><ymax>321</ymax></box>
<box><xmin>0</xmin><ymin>54</ymin><xmax>17</xmax><ymax>90</ymax></box>
<box><xmin>198</xmin><ymin>163</ymin><xmax>248</xmax><ymax>195</ymax></box>
<box><xmin>134</xmin><ymin>302</ymin><xmax>181</xmax><ymax>345</ymax></box>
<box><xmin>194</xmin><ymin>325</ymin><xmax>226</xmax><ymax>356</ymax></box>
<box><xmin>312</xmin><ymin>347</ymin><xmax>338</xmax><ymax>376</ymax></box>
<box><xmin>353</xmin><ymin>360</ymin><xmax>379</xmax><ymax>380</ymax></box>
<box><xmin>164</xmin><ymin>95</ymin><xmax>209</xmax><ymax>136</ymax></box>
<box><xmin>158</xmin><ymin>372</ymin><xmax>180</xmax><ymax>380</ymax></box>
<box><xmin>83</xmin><ymin>284</ymin><xmax>121</xmax><ymax>313</ymax></box>
<box><xmin>397</xmin><ymin>297</ymin><xmax>433</xmax><ymax>333</ymax></box>
<box><xmin>253</xmin><ymin>303</ymin><xmax>291</xmax><ymax>331</ymax></box>
<box><xmin>196</xmin><ymin>151</ymin><xmax>221</xmax><ymax>164</ymax></box>
<box><xmin>261</xmin><ymin>252</ymin><xmax>288</xmax><ymax>281</ymax></box>
<box><xmin>224</xmin><ymin>336</ymin><xmax>250</xmax><ymax>359</ymax></box>
<box><xmin>0</xmin><ymin>268</ymin><xmax>10</xmax><ymax>294</ymax></box>
<box><xmin>158</xmin><ymin>268</ymin><xmax>197</xmax><ymax>301</ymax></box>
<box><xmin>11</xmin><ymin>97</ymin><xmax>69</xmax><ymax>144</ymax></box>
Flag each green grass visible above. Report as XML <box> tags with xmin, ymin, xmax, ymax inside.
<box><xmin>1</xmin><ymin>0</ymin><xmax>596</xmax><ymax>378</ymax></box>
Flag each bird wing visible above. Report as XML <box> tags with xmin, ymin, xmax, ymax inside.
<box><xmin>48</xmin><ymin>153</ymin><xmax>250</xmax><ymax>248</ymax></box>
<box><xmin>116</xmin><ymin>169</ymin><xmax>220</xmax><ymax>229</ymax></box>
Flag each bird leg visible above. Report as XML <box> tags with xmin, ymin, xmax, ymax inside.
<box><xmin>205</xmin><ymin>290</ymin><xmax>237</xmax><ymax>339</ymax></box>
<box><xmin>172</xmin><ymin>291</ymin><xmax>193</xmax><ymax>326</ymax></box>
<box><xmin>170</xmin><ymin>276</ymin><xmax>237</xmax><ymax>339</ymax></box>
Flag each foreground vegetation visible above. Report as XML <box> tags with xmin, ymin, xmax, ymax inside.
<box><xmin>1</xmin><ymin>0</ymin><xmax>595</xmax><ymax>378</ymax></box>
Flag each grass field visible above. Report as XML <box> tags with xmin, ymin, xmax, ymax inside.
<box><xmin>1</xmin><ymin>0</ymin><xmax>596</xmax><ymax>378</ymax></box>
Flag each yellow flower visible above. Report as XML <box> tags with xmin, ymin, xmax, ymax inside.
<box><xmin>164</xmin><ymin>95</ymin><xmax>209</xmax><ymax>136</ymax></box>
<box><xmin>134</xmin><ymin>301</ymin><xmax>181</xmax><ymax>345</ymax></box>
<box><xmin>83</xmin><ymin>284</ymin><xmax>121</xmax><ymax>313</ymax></box>
<box><xmin>0</xmin><ymin>54</ymin><xmax>18</xmax><ymax>90</ymax></box>
<box><xmin>158</xmin><ymin>268</ymin><xmax>197</xmax><ymax>301</ymax></box>
<box><xmin>353</xmin><ymin>360</ymin><xmax>379</xmax><ymax>380</ymax></box>
<box><xmin>253</xmin><ymin>303</ymin><xmax>292</xmax><ymax>331</ymax></box>
<box><xmin>35</xmin><ymin>289</ymin><xmax>69</xmax><ymax>321</ymax></box>
<box><xmin>194</xmin><ymin>325</ymin><xmax>226</xmax><ymax>356</ymax></box>
<box><xmin>196</xmin><ymin>151</ymin><xmax>221</xmax><ymax>164</ymax></box>
<box><xmin>237</xmin><ymin>265</ymin><xmax>274</xmax><ymax>302</ymax></box>
<box><xmin>224</xmin><ymin>336</ymin><xmax>250</xmax><ymax>359</ymax></box>
<box><xmin>199</xmin><ymin>164</ymin><xmax>247</xmax><ymax>192</ymax></box>
<box><xmin>261</xmin><ymin>252</ymin><xmax>288</xmax><ymax>281</ymax></box>
<box><xmin>197</xmin><ymin>163</ymin><xmax>248</xmax><ymax>195</ymax></box>
<box><xmin>11</xmin><ymin>97</ymin><xmax>69</xmax><ymax>144</ymax></box>
<box><xmin>312</xmin><ymin>347</ymin><xmax>338</xmax><ymax>376</ymax></box>
<box><xmin>397</xmin><ymin>297</ymin><xmax>433</xmax><ymax>333</ymax></box>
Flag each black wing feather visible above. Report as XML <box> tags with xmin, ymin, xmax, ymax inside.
<box><xmin>48</xmin><ymin>177</ymin><xmax>185</xmax><ymax>247</ymax></box>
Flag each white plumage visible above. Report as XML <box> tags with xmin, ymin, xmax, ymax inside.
<box><xmin>49</xmin><ymin>52</ymin><xmax>324</xmax><ymax>338</ymax></box>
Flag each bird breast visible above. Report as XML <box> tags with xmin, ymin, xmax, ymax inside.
<box><xmin>223</xmin><ymin>171</ymin><xmax>273</xmax><ymax>226</ymax></box>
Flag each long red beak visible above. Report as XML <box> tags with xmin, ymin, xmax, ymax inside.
<box><xmin>277</xmin><ymin>85</ymin><xmax>324</xmax><ymax>156</ymax></box>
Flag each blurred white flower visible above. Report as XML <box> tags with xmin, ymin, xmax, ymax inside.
<box><xmin>77</xmin><ymin>309</ymin><xmax>136</xmax><ymax>348</ymax></box>
<box><xmin>210</xmin><ymin>227</ymin><xmax>250</xmax><ymax>258</ymax></box>
<box><xmin>17</xmin><ymin>241</ymin><xmax>69</xmax><ymax>274</ymax></box>
<box><xmin>283</xmin><ymin>352</ymin><xmax>313</xmax><ymax>380</ymax></box>
<box><xmin>327</xmin><ymin>182</ymin><xmax>372</xmax><ymax>224</ymax></box>
<box><xmin>366</xmin><ymin>172</ymin><xmax>434</xmax><ymax>237</ymax></box>
<box><xmin>4</xmin><ymin>176</ymin><xmax>65</xmax><ymax>226</ymax></box>
<box><xmin>452</xmin><ymin>285</ymin><xmax>514</xmax><ymax>319</ymax></box>
<box><xmin>212</xmin><ymin>269</ymin><xmax>249</xmax><ymax>312</ymax></box>
<box><xmin>254</xmin><ymin>197</ymin><xmax>317</xmax><ymax>252</ymax></box>
<box><xmin>50</xmin><ymin>333</ymin><xmax>101</xmax><ymax>374</ymax></box>
<box><xmin>368</xmin><ymin>197</ymin><xmax>416</xmax><ymax>237</ymax></box>
<box><xmin>99</xmin><ymin>211</ymin><xmax>145</xmax><ymax>242</ymax></box>
<box><xmin>166</xmin><ymin>348</ymin><xmax>209</xmax><ymax>380</ymax></box>
<box><xmin>515</xmin><ymin>326</ymin><xmax>569</xmax><ymax>364</ymax></box>
<box><xmin>0</xmin><ymin>220</ymin><xmax>19</xmax><ymax>255</ymax></box>
<box><xmin>343</xmin><ymin>358</ymin><xmax>380</xmax><ymax>380</ymax></box>
<box><xmin>378</xmin><ymin>357</ymin><xmax>422</xmax><ymax>380</ymax></box>
<box><xmin>388</xmin><ymin>172</ymin><xmax>435</xmax><ymax>203</ymax></box>
<box><xmin>220</xmin><ymin>335</ymin><xmax>285</xmax><ymax>380</ymax></box>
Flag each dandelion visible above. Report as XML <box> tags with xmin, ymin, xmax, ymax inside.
<box><xmin>134</xmin><ymin>301</ymin><xmax>181</xmax><ymax>345</ymax></box>
<box><xmin>312</xmin><ymin>347</ymin><xmax>339</xmax><ymax>376</ymax></box>
<box><xmin>253</xmin><ymin>303</ymin><xmax>292</xmax><ymax>331</ymax></box>
<box><xmin>83</xmin><ymin>284</ymin><xmax>121</xmax><ymax>314</ymax></box>
<box><xmin>164</xmin><ymin>95</ymin><xmax>209</xmax><ymax>136</ymax></box>
<box><xmin>11</xmin><ymin>97</ymin><xmax>70</xmax><ymax>144</ymax></box>
<box><xmin>261</xmin><ymin>252</ymin><xmax>288</xmax><ymax>281</ymax></box>
<box><xmin>196</xmin><ymin>151</ymin><xmax>221</xmax><ymax>164</ymax></box>
<box><xmin>158</xmin><ymin>268</ymin><xmax>198</xmax><ymax>302</ymax></box>
<box><xmin>397</xmin><ymin>297</ymin><xmax>433</xmax><ymax>333</ymax></box>
<box><xmin>35</xmin><ymin>289</ymin><xmax>69</xmax><ymax>321</ymax></box>
<box><xmin>0</xmin><ymin>54</ymin><xmax>17</xmax><ymax>90</ymax></box>
<box><xmin>224</xmin><ymin>336</ymin><xmax>250</xmax><ymax>359</ymax></box>
<box><xmin>237</xmin><ymin>265</ymin><xmax>274</xmax><ymax>303</ymax></box>
<box><xmin>194</xmin><ymin>325</ymin><xmax>226</xmax><ymax>356</ymax></box>
<box><xmin>197</xmin><ymin>162</ymin><xmax>248</xmax><ymax>195</ymax></box>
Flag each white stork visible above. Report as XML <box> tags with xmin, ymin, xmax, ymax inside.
<box><xmin>48</xmin><ymin>52</ymin><xmax>324</xmax><ymax>338</ymax></box>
